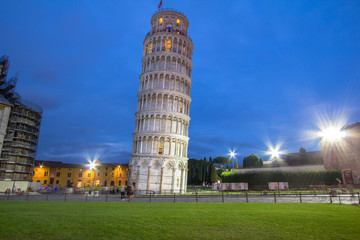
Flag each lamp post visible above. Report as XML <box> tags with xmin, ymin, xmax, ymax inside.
<box><xmin>87</xmin><ymin>159</ymin><xmax>98</xmax><ymax>187</ymax></box>
<box><xmin>267</xmin><ymin>148</ymin><xmax>281</xmax><ymax>167</ymax></box>
<box><xmin>228</xmin><ymin>150</ymin><xmax>237</xmax><ymax>168</ymax></box>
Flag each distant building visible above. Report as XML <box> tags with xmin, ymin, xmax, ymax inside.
<box><xmin>0</xmin><ymin>55</ymin><xmax>43</xmax><ymax>181</ymax></box>
<box><xmin>32</xmin><ymin>160</ymin><xmax>129</xmax><ymax>187</ymax></box>
<box><xmin>321</xmin><ymin>122</ymin><xmax>360</xmax><ymax>184</ymax></box>
<box><xmin>280</xmin><ymin>150</ymin><xmax>323</xmax><ymax>166</ymax></box>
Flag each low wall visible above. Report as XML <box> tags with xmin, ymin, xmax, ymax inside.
<box><xmin>0</xmin><ymin>181</ymin><xmax>31</xmax><ymax>192</ymax></box>
<box><xmin>232</xmin><ymin>165</ymin><xmax>325</xmax><ymax>173</ymax></box>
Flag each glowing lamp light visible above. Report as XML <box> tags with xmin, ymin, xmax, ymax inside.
<box><xmin>87</xmin><ymin>159</ymin><xmax>98</xmax><ymax>171</ymax></box>
<box><xmin>228</xmin><ymin>150</ymin><xmax>236</xmax><ymax>159</ymax></box>
<box><xmin>318</xmin><ymin>127</ymin><xmax>346</xmax><ymax>142</ymax></box>
<box><xmin>267</xmin><ymin>148</ymin><xmax>281</xmax><ymax>158</ymax></box>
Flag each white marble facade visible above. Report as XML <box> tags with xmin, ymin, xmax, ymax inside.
<box><xmin>129</xmin><ymin>10</ymin><xmax>193</xmax><ymax>194</ymax></box>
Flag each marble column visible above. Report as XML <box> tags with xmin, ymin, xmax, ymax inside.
<box><xmin>172</xmin><ymin>168</ymin><xmax>177</xmax><ymax>193</ymax></box>
<box><xmin>160</xmin><ymin>167</ymin><xmax>165</xmax><ymax>194</ymax></box>
<box><xmin>146</xmin><ymin>166</ymin><xmax>152</xmax><ymax>194</ymax></box>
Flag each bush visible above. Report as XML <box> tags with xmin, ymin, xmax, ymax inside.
<box><xmin>220</xmin><ymin>170</ymin><xmax>342</xmax><ymax>188</ymax></box>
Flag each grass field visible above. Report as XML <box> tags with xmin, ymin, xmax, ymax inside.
<box><xmin>0</xmin><ymin>202</ymin><xmax>359</xmax><ymax>240</ymax></box>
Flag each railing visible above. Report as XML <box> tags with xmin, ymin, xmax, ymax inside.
<box><xmin>14</xmin><ymin>98</ymin><xmax>43</xmax><ymax>115</ymax></box>
<box><xmin>1</xmin><ymin>190</ymin><xmax>359</xmax><ymax>204</ymax></box>
<box><xmin>154</xmin><ymin>8</ymin><xmax>186</xmax><ymax>17</ymax></box>
<box><xmin>11</xmin><ymin>112</ymin><xmax>42</xmax><ymax>124</ymax></box>
<box><xmin>145</xmin><ymin>29</ymin><xmax>192</xmax><ymax>41</ymax></box>
<box><xmin>13</xmin><ymin>137</ymin><xmax>38</xmax><ymax>144</ymax></box>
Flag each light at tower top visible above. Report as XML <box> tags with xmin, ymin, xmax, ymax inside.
<box><xmin>150</xmin><ymin>9</ymin><xmax>190</xmax><ymax>37</ymax></box>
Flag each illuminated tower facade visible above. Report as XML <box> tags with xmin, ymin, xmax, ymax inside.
<box><xmin>129</xmin><ymin>9</ymin><xmax>194</xmax><ymax>193</ymax></box>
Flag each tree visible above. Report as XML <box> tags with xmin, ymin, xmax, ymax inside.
<box><xmin>242</xmin><ymin>154</ymin><xmax>262</xmax><ymax>168</ymax></box>
<box><xmin>209</xmin><ymin>164</ymin><xmax>218</xmax><ymax>183</ymax></box>
<box><xmin>214</xmin><ymin>157</ymin><xmax>232</xmax><ymax>166</ymax></box>
<box><xmin>234</xmin><ymin>161</ymin><xmax>239</xmax><ymax>169</ymax></box>
<box><xmin>299</xmin><ymin>147</ymin><xmax>308</xmax><ymax>164</ymax></box>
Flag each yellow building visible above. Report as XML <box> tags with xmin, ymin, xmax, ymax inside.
<box><xmin>32</xmin><ymin>160</ymin><xmax>128</xmax><ymax>188</ymax></box>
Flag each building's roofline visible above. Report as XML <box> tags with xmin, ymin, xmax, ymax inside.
<box><xmin>34</xmin><ymin>160</ymin><xmax>129</xmax><ymax>169</ymax></box>
<box><xmin>0</xmin><ymin>94</ymin><xmax>12</xmax><ymax>106</ymax></box>
<box><xmin>344</xmin><ymin>122</ymin><xmax>360</xmax><ymax>130</ymax></box>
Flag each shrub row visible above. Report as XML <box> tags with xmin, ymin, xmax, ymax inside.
<box><xmin>221</xmin><ymin>170</ymin><xmax>342</xmax><ymax>188</ymax></box>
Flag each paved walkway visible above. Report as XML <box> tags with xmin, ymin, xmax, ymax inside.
<box><xmin>1</xmin><ymin>193</ymin><xmax>359</xmax><ymax>204</ymax></box>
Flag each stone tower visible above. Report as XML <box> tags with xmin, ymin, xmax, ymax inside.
<box><xmin>129</xmin><ymin>9</ymin><xmax>194</xmax><ymax>194</ymax></box>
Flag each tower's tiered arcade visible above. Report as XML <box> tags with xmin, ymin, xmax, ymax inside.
<box><xmin>129</xmin><ymin>9</ymin><xmax>194</xmax><ymax>194</ymax></box>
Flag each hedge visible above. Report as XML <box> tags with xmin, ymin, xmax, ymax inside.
<box><xmin>221</xmin><ymin>170</ymin><xmax>342</xmax><ymax>188</ymax></box>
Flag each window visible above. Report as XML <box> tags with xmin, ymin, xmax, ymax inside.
<box><xmin>111</xmin><ymin>172</ymin><xmax>114</xmax><ymax>177</ymax></box>
<box><xmin>88</xmin><ymin>173</ymin><xmax>91</xmax><ymax>177</ymax></box>
<box><xmin>166</xmin><ymin>39</ymin><xmax>171</xmax><ymax>52</ymax></box>
<box><xmin>97</xmin><ymin>172</ymin><xmax>100</xmax><ymax>177</ymax></box>
<box><xmin>44</xmin><ymin>171</ymin><xmax>48</xmax><ymax>176</ymax></box>
<box><xmin>180</xmin><ymin>107</ymin><xmax>183</xmax><ymax>113</ymax></box>
<box><xmin>79</xmin><ymin>172</ymin><xmax>82</xmax><ymax>177</ymax></box>
<box><xmin>159</xmin><ymin>17</ymin><xmax>163</xmax><ymax>25</ymax></box>
<box><xmin>56</xmin><ymin>172</ymin><xmax>60</xmax><ymax>177</ymax></box>
<box><xmin>67</xmin><ymin>173</ymin><xmax>71</xmax><ymax>178</ymax></box>
<box><xmin>112</xmin><ymin>167</ymin><xmax>115</xmax><ymax>170</ymax></box>
<box><xmin>158</xmin><ymin>146</ymin><xmax>163</xmax><ymax>154</ymax></box>
<box><xmin>176</xmin><ymin>19</ymin><xmax>180</xmax><ymax>26</ymax></box>
<box><xmin>104</xmin><ymin>180</ymin><xmax>107</xmax><ymax>187</ymax></box>
<box><xmin>183</xmin><ymin>47</ymin><xmax>186</xmax><ymax>54</ymax></box>
<box><xmin>119</xmin><ymin>181</ymin><xmax>121</xmax><ymax>186</ymax></box>
<box><xmin>105</xmin><ymin>172</ymin><xmax>108</xmax><ymax>177</ymax></box>
<box><xmin>56</xmin><ymin>180</ymin><xmax>59</xmax><ymax>184</ymax></box>
<box><xmin>148</xmin><ymin>43</ymin><xmax>152</xmax><ymax>54</ymax></box>
<box><xmin>119</xmin><ymin>173</ymin><xmax>122</xmax><ymax>178</ymax></box>
<box><xmin>44</xmin><ymin>180</ymin><xmax>47</xmax><ymax>184</ymax></box>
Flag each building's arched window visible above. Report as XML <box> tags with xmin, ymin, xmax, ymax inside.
<box><xmin>158</xmin><ymin>146</ymin><xmax>163</xmax><ymax>154</ymax></box>
<box><xmin>166</xmin><ymin>25</ymin><xmax>172</xmax><ymax>32</ymax></box>
<box><xmin>183</xmin><ymin>46</ymin><xmax>186</xmax><ymax>55</ymax></box>
<box><xmin>176</xmin><ymin>19</ymin><xmax>180</xmax><ymax>26</ymax></box>
<box><xmin>166</xmin><ymin>40</ymin><xmax>171</xmax><ymax>52</ymax></box>
<box><xmin>159</xmin><ymin>17</ymin><xmax>163</xmax><ymax>25</ymax></box>
<box><xmin>148</xmin><ymin>43</ymin><xmax>152</xmax><ymax>54</ymax></box>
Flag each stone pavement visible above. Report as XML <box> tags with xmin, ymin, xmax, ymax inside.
<box><xmin>1</xmin><ymin>192</ymin><xmax>359</xmax><ymax>204</ymax></box>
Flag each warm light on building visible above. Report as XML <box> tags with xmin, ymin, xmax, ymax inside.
<box><xmin>32</xmin><ymin>161</ymin><xmax>129</xmax><ymax>188</ymax></box>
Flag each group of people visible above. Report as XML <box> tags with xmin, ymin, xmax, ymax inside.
<box><xmin>4</xmin><ymin>187</ymin><xmax>22</xmax><ymax>195</ymax></box>
<box><xmin>86</xmin><ymin>185</ymin><xmax>135</xmax><ymax>201</ymax></box>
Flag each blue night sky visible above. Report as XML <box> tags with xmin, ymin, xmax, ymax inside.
<box><xmin>1</xmin><ymin>0</ymin><xmax>360</xmax><ymax>165</ymax></box>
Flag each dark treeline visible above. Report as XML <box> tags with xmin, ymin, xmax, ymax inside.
<box><xmin>221</xmin><ymin>170</ymin><xmax>342</xmax><ymax>188</ymax></box>
<box><xmin>243</xmin><ymin>154</ymin><xmax>263</xmax><ymax>168</ymax></box>
<box><xmin>188</xmin><ymin>157</ymin><xmax>218</xmax><ymax>185</ymax></box>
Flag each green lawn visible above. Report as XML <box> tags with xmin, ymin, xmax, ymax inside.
<box><xmin>0</xmin><ymin>202</ymin><xmax>359</xmax><ymax>240</ymax></box>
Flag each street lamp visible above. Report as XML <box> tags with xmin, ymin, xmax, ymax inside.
<box><xmin>228</xmin><ymin>150</ymin><xmax>236</xmax><ymax>159</ymax></box>
<box><xmin>317</xmin><ymin>127</ymin><xmax>346</xmax><ymax>142</ymax></box>
<box><xmin>87</xmin><ymin>159</ymin><xmax>98</xmax><ymax>187</ymax></box>
<box><xmin>267</xmin><ymin>147</ymin><xmax>282</xmax><ymax>167</ymax></box>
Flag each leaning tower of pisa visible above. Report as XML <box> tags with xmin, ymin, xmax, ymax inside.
<box><xmin>129</xmin><ymin>9</ymin><xmax>194</xmax><ymax>194</ymax></box>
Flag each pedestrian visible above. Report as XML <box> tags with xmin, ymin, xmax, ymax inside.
<box><xmin>126</xmin><ymin>185</ymin><xmax>134</xmax><ymax>201</ymax></box>
<box><xmin>120</xmin><ymin>186</ymin><xmax>125</xmax><ymax>200</ymax></box>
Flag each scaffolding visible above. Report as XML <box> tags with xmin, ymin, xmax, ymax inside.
<box><xmin>0</xmin><ymin>55</ymin><xmax>43</xmax><ymax>181</ymax></box>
